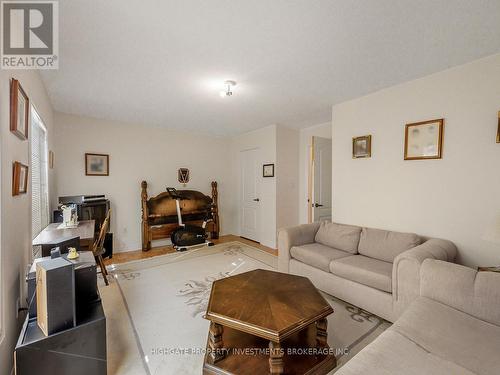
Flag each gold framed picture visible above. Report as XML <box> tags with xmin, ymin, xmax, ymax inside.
<box><xmin>352</xmin><ymin>135</ymin><xmax>372</xmax><ymax>158</ymax></box>
<box><xmin>10</xmin><ymin>79</ymin><xmax>29</xmax><ymax>140</ymax></box>
<box><xmin>404</xmin><ymin>119</ymin><xmax>444</xmax><ymax>160</ymax></box>
<box><xmin>12</xmin><ymin>161</ymin><xmax>29</xmax><ymax>196</ymax></box>
<box><xmin>49</xmin><ymin>150</ymin><xmax>54</xmax><ymax>169</ymax></box>
<box><xmin>497</xmin><ymin>111</ymin><xmax>499</xmax><ymax>143</ymax></box>
<box><xmin>85</xmin><ymin>153</ymin><xmax>109</xmax><ymax>176</ymax></box>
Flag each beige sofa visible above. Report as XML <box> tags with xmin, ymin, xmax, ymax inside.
<box><xmin>336</xmin><ymin>259</ymin><xmax>500</xmax><ymax>375</ymax></box>
<box><xmin>278</xmin><ymin>222</ymin><xmax>457</xmax><ymax>322</ymax></box>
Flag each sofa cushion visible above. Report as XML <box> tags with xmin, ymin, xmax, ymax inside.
<box><xmin>314</xmin><ymin>222</ymin><xmax>362</xmax><ymax>254</ymax></box>
<box><xmin>329</xmin><ymin>255</ymin><xmax>393</xmax><ymax>293</ymax></box>
<box><xmin>335</xmin><ymin>329</ymin><xmax>476</xmax><ymax>375</ymax></box>
<box><xmin>358</xmin><ymin>227</ymin><xmax>421</xmax><ymax>263</ymax></box>
<box><xmin>392</xmin><ymin>297</ymin><xmax>500</xmax><ymax>375</ymax></box>
<box><xmin>290</xmin><ymin>243</ymin><xmax>351</xmax><ymax>272</ymax></box>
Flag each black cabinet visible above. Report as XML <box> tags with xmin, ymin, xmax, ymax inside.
<box><xmin>17</xmin><ymin>252</ymin><xmax>106</xmax><ymax>375</ymax></box>
<box><xmin>15</xmin><ymin>301</ymin><xmax>107</xmax><ymax>375</ymax></box>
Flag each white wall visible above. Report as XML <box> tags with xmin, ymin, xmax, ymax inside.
<box><xmin>55</xmin><ymin>116</ymin><xmax>301</xmax><ymax>252</ymax></box>
<box><xmin>0</xmin><ymin>71</ymin><xmax>55</xmax><ymax>375</ymax></box>
<box><xmin>276</xmin><ymin>126</ymin><xmax>299</xmax><ymax>230</ymax></box>
<box><xmin>54</xmin><ymin>112</ymin><xmax>235</xmax><ymax>252</ymax></box>
<box><xmin>298</xmin><ymin>123</ymin><xmax>331</xmax><ymax>224</ymax></box>
<box><xmin>231</xmin><ymin>125</ymin><xmax>277</xmax><ymax>248</ymax></box>
<box><xmin>332</xmin><ymin>53</ymin><xmax>500</xmax><ymax>267</ymax></box>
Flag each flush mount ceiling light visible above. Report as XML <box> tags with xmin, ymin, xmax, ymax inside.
<box><xmin>219</xmin><ymin>80</ymin><xmax>236</xmax><ymax>97</ymax></box>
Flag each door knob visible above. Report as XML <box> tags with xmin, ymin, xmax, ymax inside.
<box><xmin>253</xmin><ymin>198</ymin><xmax>260</xmax><ymax>202</ymax></box>
<box><xmin>314</xmin><ymin>203</ymin><xmax>323</xmax><ymax>207</ymax></box>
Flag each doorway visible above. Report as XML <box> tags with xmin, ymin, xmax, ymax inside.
<box><xmin>308</xmin><ymin>136</ymin><xmax>332</xmax><ymax>222</ymax></box>
<box><xmin>240</xmin><ymin>148</ymin><xmax>260</xmax><ymax>242</ymax></box>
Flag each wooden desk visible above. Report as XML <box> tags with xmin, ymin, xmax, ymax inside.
<box><xmin>33</xmin><ymin>220</ymin><xmax>95</xmax><ymax>250</ymax></box>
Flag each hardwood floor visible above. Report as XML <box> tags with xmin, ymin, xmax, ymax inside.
<box><xmin>103</xmin><ymin>235</ymin><xmax>277</xmax><ymax>266</ymax></box>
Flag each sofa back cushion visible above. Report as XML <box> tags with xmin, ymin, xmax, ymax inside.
<box><xmin>315</xmin><ymin>222</ymin><xmax>361</xmax><ymax>254</ymax></box>
<box><xmin>421</xmin><ymin>259</ymin><xmax>500</xmax><ymax>326</ymax></box>
<box><xmin>358</xmin><ymin>227</ymin><xmax>421</xmax><ymax>263</ymax></box>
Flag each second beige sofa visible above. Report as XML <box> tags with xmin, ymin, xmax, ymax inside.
<box><xmin>278</xmin><ymin>221</ymin><xmax>457</xmax><ymax>322</ymax></box>
<box><xmin>336</xmin><ymin>259</ymin><xmax>500</xmax><ymax>375</ymax></box>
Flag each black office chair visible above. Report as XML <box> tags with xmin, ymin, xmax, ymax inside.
<box><xmin>41</xmin><ymin>236</ymin><xmax>80</xmax><ymax>257</ymax></box>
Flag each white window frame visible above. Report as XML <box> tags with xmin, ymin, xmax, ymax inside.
<box><xmin>0</xmin><ymin>110</ymin><xmax>2</xmax><ymax>341</ymax></box>
<box><xmin>30</xmin><ymin>105</ymin><xmax>49</xmax><ymax>260</ymax></box>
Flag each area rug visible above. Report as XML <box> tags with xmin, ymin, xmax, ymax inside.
<box><xmin>104</xmin><ymin>241</ymin><xmax>390</xmax><ymax>375</ymax></box>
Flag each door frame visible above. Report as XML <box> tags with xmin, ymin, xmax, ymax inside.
<box><xmin>307</xmin><ymin>137</ymin><xmax>315</xmax><ymax>223</ymax></box>
<box><xmin>239</xmin><ymin>147</ymin><xmax>261</xmax><ymax>243</ymax></box>
<box><xmin>307</xmin><ymin>136</ymin><xmax>332</xmax><ymax>223</ymax></box>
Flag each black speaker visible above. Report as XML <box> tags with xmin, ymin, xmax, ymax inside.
<box><xmin>102</xmin><ymin>232</ymin><xmax>113</xmax><ymax>259</ymax></box>
<box><xmin>53</xmin><ymin>209</ymin><xmax>63</xmax><ymax>223</ymax></box>
<box><xmin>68</xmin><ymin>253</ymin><xmax>99</xmax><ymax>317</ymax></box>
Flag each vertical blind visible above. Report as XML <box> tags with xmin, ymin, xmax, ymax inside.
<box><xmin>31</xmin><ymin>108</ymin><xmax>49</xmax><ymax>240</ymax></box>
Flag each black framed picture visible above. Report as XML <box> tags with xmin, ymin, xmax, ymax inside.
<box><xmin>85</xmin><ymin>153</ymin><xmax>109</xmax><ymax>176</ymax></box>
<box><xmin>263</xmin><ymin>164</ymin><xmax>274</xmax><ymax>177</ymax></box>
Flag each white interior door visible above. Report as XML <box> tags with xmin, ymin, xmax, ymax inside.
<box><xmin>240</xmin><ymin>148</ymin><xmax>260</xmax><ymax>242</ymax></box>
<box><xmin>313</xmin><ymin>137</ymin><xmax>332</xmax><ymax>222</ymax></box>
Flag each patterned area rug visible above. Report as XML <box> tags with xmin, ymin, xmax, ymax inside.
<box><xmin>101</xmin><ymin>242</ymin><xmax>390</xmax><ymax>375</ymax></box>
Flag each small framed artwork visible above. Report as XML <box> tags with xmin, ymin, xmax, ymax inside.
<box><xmin>49</xmin><ymin>150</ymin><xmax>54</xmax><ymax>169</ymax></box>
<box><xmin>263</xmin><ymin>163</ymin><xmax>274</xmax><ymax>177</ymax></box>
<box><xmin>178</xmin><ymin>168</ymin><xmax>190</xmax><ymax>185</ymax></box>
<box><xmin>404</xmin><ymin>119</ymin><xmax>444</xmax><ymax>160</ymax></box>
<box><xmin>352</xmin><ymin>135</ymin><xmax>372</xmax><ymax>158</ymax></box>
<box><xmin>12</xmin><ymin>161</ymin><xmax>29</xmax><ymax>196</ymax></box>
<box><xmin>10</xmin><ymin>79</ymin><xmax>29</xmax><ymax>140</ymax></box>
<box><xmin>85</xmin><ymin>153</ymin><xmax>109</xmax><ymax>176</ymax></box>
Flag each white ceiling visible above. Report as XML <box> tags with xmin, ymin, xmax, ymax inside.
<box><xmin>41</xmin><ymin>0</ymin><xmax>500</xmax><ymax>136</ymax></box>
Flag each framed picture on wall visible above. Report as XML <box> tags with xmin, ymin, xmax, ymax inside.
<box><xmin>263</xmin><ymin>163</ymin><xmax>274</xmax><ymax>177</ymax></box>
<box><xmin>85</xmin><ymin>153</ymin><xmax>109</xmax><ymax>176</ymax></box>
<box><xmin>352</xmin><ymin>135</ymin><xmax>372</xmax><ymax>158</ymax></box>
<box><xmin>12</xmin><ymin>161</ymin><xmax>29</xmax><ymax>196</ymax></box>
<box><xmin>10</xmin><ymin>79</ymin><xmax>29</xmax><ymax>140</ymax></box>
<box><xmin>497</xmin><ymin>111</ymin><xmax>499</xmax><ymax>143</ymax></box>
<box><xmin>404</xmin><ymin>119</ymin><xmax>444</xmax><ymax>160</ymax></box>
<box><xmin>178</xmin><ymin>168</ymin><xmax>190</xmax><ymax>185</ymax></box>
<box><xmin>49</xmin><ymin>150</ymin><xmax>54</xmax><ymax>169</ymax></box>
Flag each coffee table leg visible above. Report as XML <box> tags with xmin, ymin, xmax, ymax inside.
<box><xmin>269</xmin><ymin>341</ymin><xmax>284</xmax><ymax>374</ymax></box>
<box><xmin>316</xmin><ymin>317</ymin><xmax>328</xmax><ymax>347</ymax></box>
<box><xmin>208</xmin><ymin>322</ymin><xmax>225</xmax><ymax>363</ymax></box>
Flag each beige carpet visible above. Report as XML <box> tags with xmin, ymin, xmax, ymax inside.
<box><xmin>98</xmin><ymin>241</ymin><xmax>390</xmax><ymax>375</ymax></box>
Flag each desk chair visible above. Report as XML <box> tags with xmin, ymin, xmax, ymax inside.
<box><xmin>92</xmin><ymin>209</ymin><xmax>111</xmax><ymax>286</ymax></box>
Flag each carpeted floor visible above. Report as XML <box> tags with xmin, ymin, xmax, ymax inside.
<box><xmin>98</xmin><ymin>241</ymin><xmax>390</xmax><ymax>375</ymax></box>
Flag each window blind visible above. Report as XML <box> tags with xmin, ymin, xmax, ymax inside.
<box><xmin>31</xmin><ymin>108</ymin><xmax>49</xmax><ymax>240</ymax></box>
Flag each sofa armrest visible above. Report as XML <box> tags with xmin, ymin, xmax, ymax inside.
<box><xmin>278</xmin><ymin>222</ymin><xmax>321</xmax><ymax>273</ymax></box>
<box><xmin>392</xmin><ymin>238</ymin><xmax>457</xmax><ymax>317</ymax></box>
<box><xmin>421</xmin><ymin>259</ymin><xmax>500</xmax><ymax>326</ymax></box>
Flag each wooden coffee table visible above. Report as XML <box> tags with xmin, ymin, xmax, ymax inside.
<box><xmin>203</xmin><ymin>269</ymin><xmax>336</xmax><ymax>375</ymax></box>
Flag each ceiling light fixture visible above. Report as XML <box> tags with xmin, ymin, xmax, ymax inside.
<box><xmin>219</xmin><ymin>80</ymin><xmax>236</xmax><ymax>97</ymax></box>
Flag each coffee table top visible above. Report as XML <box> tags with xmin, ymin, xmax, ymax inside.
<box><xmin>205</xmin><ymin>269</ymin><xmax>333</xmax><ymax>342</ymax></box>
